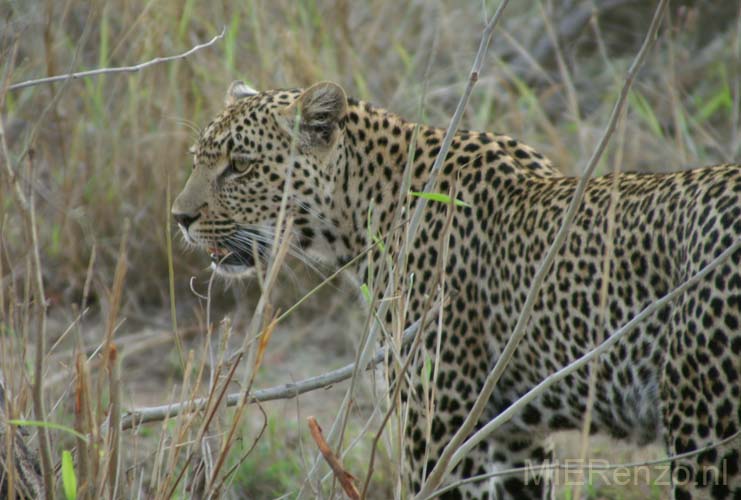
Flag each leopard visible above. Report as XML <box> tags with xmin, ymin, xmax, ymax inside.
<box><xmin>172</xmin><ymin>81</ymin><xmax>741</xmax><ymax>499</ymax></box>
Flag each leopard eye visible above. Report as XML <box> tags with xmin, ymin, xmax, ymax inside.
<box><xmin>223</xmin><ymin>157</ymin><xmax>255</xmax><ymax>178</ymax></box>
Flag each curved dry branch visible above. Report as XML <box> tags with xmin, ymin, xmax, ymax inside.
<box><xmin>119</xmin><ymin>315</ymin><xmax>424</xmax><ymax>431</ymax></box>
<box><xmin>7</xmin><ymin>28</ymin><xmax>225</xmax><ymax>91</ymax></box>
<box><xmin>307</xmin><ymin>416</ymin><xmax>360</xmax><ymax>499</ymax></box>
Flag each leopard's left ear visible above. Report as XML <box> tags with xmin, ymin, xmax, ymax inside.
<box><xmin>284</xmin><ymin>81</ymin><xmax>347</xmax><ymax>152</ymax></box>
<box><xmin>225</xmin><ymin>80</ymin><xmax>258</xmax><ymax>106</ymax></box>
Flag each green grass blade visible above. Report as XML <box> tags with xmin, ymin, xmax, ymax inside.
<box><xmin>62</xmin><ymin>450</ymin><xmax>78</xmax><ymax>500</ymax></box>
<box><xmin>360</xmin><ymin>283</ymin><xmax>372</xmax><ymax>304</ymax></box>
<box><xmin>409</xmin><ymin>191</ymin><xmax>471</xmax><ymax>208</ymax></box>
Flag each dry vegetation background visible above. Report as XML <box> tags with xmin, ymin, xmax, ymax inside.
<box><xmin>1</xmin><ymin>0</ymin><xmax>740</xmax><ymax>498</ymax></box>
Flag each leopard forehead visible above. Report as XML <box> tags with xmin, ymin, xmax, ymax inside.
<box><xmin>192</xmin><ymin>88</ymin><xmax>303</xmax><ymax>165</ymax></box>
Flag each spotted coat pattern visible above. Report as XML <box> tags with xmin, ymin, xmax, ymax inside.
<box><xmin>172</xmin><ymin>82</ymin><xmax>741</xmax><ymax>499</ymax></box>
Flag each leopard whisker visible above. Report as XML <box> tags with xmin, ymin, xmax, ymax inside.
<box><xmin>228</xmin><ymin>228</ymin><xmax>331</xmax><ymax>280</ymax></box>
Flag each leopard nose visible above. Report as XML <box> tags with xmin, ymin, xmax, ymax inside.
<box><xmin>173</xmin><ymin>211</ymin><xmax>200</xmax><ymax>229</ymax></box>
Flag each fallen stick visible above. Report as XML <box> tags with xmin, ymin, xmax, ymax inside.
<box><xmin>307</xmin><ymin>416</ymin><xmax>360</xmax><ymax>500</ymax></box>
<box><xmin>119</xmin><ymin>314</ymin><xmax>427</xmax><ymax>430</ymax></box>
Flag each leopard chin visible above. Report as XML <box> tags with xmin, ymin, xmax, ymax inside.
<box><xmin>209</xmin><ymin>260</ymin><xmax>256</xmax><ymax>278</ymax></box>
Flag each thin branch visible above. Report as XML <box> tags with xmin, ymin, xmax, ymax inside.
<box><xmin>210</xmin><ymin>402</ymin><xmax>268</xmax><ymax>495</ymax></box>
<box><xmin>572</xmin><ymin>79</ymin><xmax>626</xmax><ymax>500</ymax></box>
<box><xmin>119</xmin><ymin>313</ymin><xmax>427</xmax><ymax>431</ymax></box>
<box><xmin>415</xmin><ymin>1</ymin><xmax>669</xmax><ymax>496</ymax></box>
<box><xmin>307</xmin><ymin>417</ymin><xmax>360</xmax><ymax>500</ymax></box>
<box><xmin>28</xmin><ymin>152</ymin><xmax>54</xmax><ymax>500</ymax></box>
<box><xmin>405</xmin><ymin>0</ymin><xmax>510</xmax><ymax>246</ymax></box>
<box><xmin>440</xmin><ymin>236</ymin><xmax>741</xmax><ymax>494</ymax></box>
<box><xmin>361</xmin><ymin>279</ymin><xmax>440</xmax><ymax>498</ymax></box>
<box><xmin>7</xmin><ymin>27</ymin><xmax>225</xmax><ymax>91</ymax></box>
<box><xmin>106</xmin><ymin>344</ymin><xmax>121</xmax><ymax>499</ymax></box>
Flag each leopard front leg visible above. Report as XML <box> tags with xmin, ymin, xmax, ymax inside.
<box><xmin>403</xmin><ymin>405</ymin><xmax>496</xmax><ymax>499</ymax></box>
<box><xmin>399</xmin><ymin>325</ymin><xmax>554</xmax><ymax>499</ymax></box>
<box><xmin>487</xmin><ymin>434</ymin><xmax>554</xmax><ymax>500</ymax></box>
<box><xmin>403</xmin><ymin>402</ymin><xmax>554</xmax><ymax>499</ymax></box>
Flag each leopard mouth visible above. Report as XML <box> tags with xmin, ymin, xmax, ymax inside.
<box><xmin>207</xmin><ymin>242</ymin><xmax>262</xmax><ymax>277</ymax></box>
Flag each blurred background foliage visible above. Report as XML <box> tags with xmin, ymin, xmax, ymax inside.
<box><xmin>2</xmin><ymin>0</ymin><xmax>739</xmax><ymax>312</ymax></box>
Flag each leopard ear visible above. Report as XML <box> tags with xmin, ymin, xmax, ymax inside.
<box><xmin>225</xmin><ymin>80</ymin><xmax>258</xmax><ymax>106</ymax></box>
<box><xmin>286</xmin><ymin>81</ymin><xmax>347</xmax><ymax>151</ymax></box>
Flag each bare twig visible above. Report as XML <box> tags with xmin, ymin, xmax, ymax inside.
<box><xmin>27</xmin><ymin>152</ymin><xmax>54</xmax><ymax>500</ymax></box>
<box><xmin>572</xmin><ymin>85</ymin><xmax>626</xmax><ymax>500</ymax></box>
<box><xmin>361</xmin><ymin>280</ymin><xmax>441</xmax><ymax>498</ymax></box>
<box><xmin>308</xmin><ymin>417</ymin><xmax>360</xmax><ymax>500</ymax></box>
<box><xmin>7</xmin><ymin>27</ymin><xmax>225</xmax><ymax>91</ymax></box>
<box><xmin>73</xmin><ymin>352</ymin><xmax>92</xmax><ymax>499</ymax></box>
<box><xmin>155</xmin><ymin>351</ymin><xmax>199</xmax><ymax>497</ymax></box>
<box><xmin>204</xmin><ymin>309</ymin><xmax>279</xmax><ymax>495</ymax></box>
<box><xmin>415</xmin><ymin>1</ymin><xmax>669</xmax><ymax>496</ymax></box>
<box><xmin>120</xmin><ymin>313</ymin><xmax>429</xmax><ymax>430</ymax></box>
<box><xmin>406</xmin><ymin>0</ymin><xmax>510</xmax><ymax>246</ymax></box>
<box><xmin>209</xmin><ymin>402</ymin><xmax>269</xmax><ymax>495</ymax></box>
<box><xmin>106</xmin><ymin>344</ymin><xmax>121</xmax><ymax>499</ymax></box>
<box><xmin>162</xmin><ymin>349</ymin><xmax>244</xmax><ymax>498</ymax></box>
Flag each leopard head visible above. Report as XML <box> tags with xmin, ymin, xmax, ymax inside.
<box><xmin>171</xmin><ymin>81</ymin><xmax>348</xmax><ymax>277</ymax></box>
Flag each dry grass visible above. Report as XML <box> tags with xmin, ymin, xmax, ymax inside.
<box><xmin>1</xmin><ymin>0</ymin><xmax>739</xmax><ymax>498</ymax></box>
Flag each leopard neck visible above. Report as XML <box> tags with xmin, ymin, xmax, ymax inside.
<box><xmin>330</xmin><ymin>99</ymin><xmax>419</xmax><ymax>259</ymax></box>
<box><xmin>326</xmin><ymin>98</ymin><xmax>561</xmax><ymax>266</ymax></box>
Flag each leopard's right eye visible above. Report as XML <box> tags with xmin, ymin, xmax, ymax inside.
<box><xmin>224</xmin><ymin>159</ymin><xmax>241</xmax><ymax>176</ymax></box>
<box><xmin>222</xmin><ymin>157</ymin><xmax>256</xmax><ymax>179</ymax></box>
